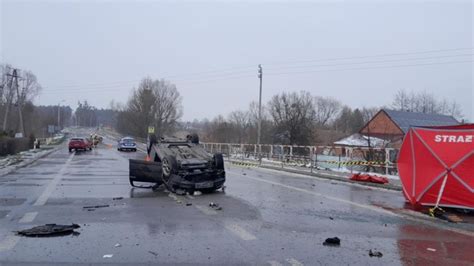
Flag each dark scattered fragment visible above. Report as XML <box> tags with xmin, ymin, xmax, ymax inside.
<box><xmin>148</xmin><ymin>251</ymin><xmax>158</xmax><ymax>256</ymax></box>
<box><xmin>209</xmin><ymin>202</ymin><xmax>222</xmax><ymax>210</ymax></box>
<box><xmin>369</xmin><ymin>249</ymin><xmax>383</xmax><ymax>257</ymax></box>
<box><xmin>16</xmin><ymin>224</ymin><xmax>80</xmax><ymax>237</ymax></box>
<box><xmin>186</xmin><ymin>203</ymin><xmax>192</xmax><ymax>206</ymax></box>
<box><xmin>83</xmin><ymin>205</ymin><xmax>110</xmax><ymax>209</ymax></box>
<box><xmin>112</xmin><ymin>197</ymin><xmax>123</xmax><ymax>200</ymax></box>
<box><xmin>329</xmin><ymin>217</ymin><xmax>334</xmax><ymax>220</ymax></box>
<box><xmin>323</xmin><ymin>237</ymin><xmax>340</xmax><ymax>246</ymax></box>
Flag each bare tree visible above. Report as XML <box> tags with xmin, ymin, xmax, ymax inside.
<box><xmin>361</xmin><ymin>107</ymin><xmax>379</xmax><ymax>123</ymax></box>
<box><xmin>118</xmin><ymin>78</ymin><xmax>183</xmax><ymax>137</ymax></box>
<box><xmin>313</xmin><ymin>96</ymin><xmax>342</xmax><ymax>126</ymax></box>
<box><xmin>228</xmin><ymin>110</ymin><xmax>250</xmax><ymax>143</ymax></box>
<box><xmin>268</xmin><ymin>91</ymin><xmax>316</xmax><ymax>145</ymax></box>
<box><xmin>392</xmin><ymin>89</ymin><xmax>463</xmax><ymax>120</ymax></box>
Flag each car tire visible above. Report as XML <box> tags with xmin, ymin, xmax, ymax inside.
<box><xmin>213</xmin><ymin>153</ymin><xmax>224</xmax><ymax>170</ymax></box>
<box><xmin>161</xmin><ymin>156</ymin><xmax>177</xmax><ymax>179</ymax></box>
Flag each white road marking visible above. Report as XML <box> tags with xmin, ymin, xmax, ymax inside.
<box><xmin>18</xmin><ymin>212</ymin><xmax>38</xmax><ymax>223</ymax></box>
<box><xmin>242</xmin><ymin>175</ymin><xmax>474</xmax><ymax>237</ymax></box>
<box><xmin>243</xmin><ymin>175</ymin><xmax>395</xmax><ymax>216</ymax></box>
<box><xmin>267</xmin><ymin>260</ymin><xmax>283</xmax><ymax>266</ymax></box>
<box><xmin>224</xmin><ymin>223</ymin><xmax>257</xmax><ymax>241</ymax></box>
<box><xmin>34</xmin><ymin>152</ymin><xmax>75</xmax><ymax>206</ymax></box>
<box><xmin>286</xmin><ymin>258</ymin><xmax>304</xmax><ymax>266</ymax></box>
<box><xmin>0</xmin><ymin>235</ymin><xmax>20</xmax><ymax>252</ymax></box>
<box><xmin>195</xmin><ymin>204</ymin><xmax>218</xmax><ymax>215</ymax></box>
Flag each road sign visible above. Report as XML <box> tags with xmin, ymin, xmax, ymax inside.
<box><xmin>148</xmin><ymin>126</ymin><xmax>155</xmax><ymax>134</ymax></box>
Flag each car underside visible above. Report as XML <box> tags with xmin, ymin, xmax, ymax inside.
<box><xmin>129</xmin><ymin>134</ymin><xmax>225</xmax><ymax>193</ymax></box>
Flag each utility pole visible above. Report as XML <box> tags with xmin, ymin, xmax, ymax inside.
<box><xmin>2</xmin><ymin>68</ymin><xmax>14</xmax><ymax>131</ymax></box>
<box><xmin>7</xmin><ymin>69</ymin><xmax>23</xmax><ymax>137</ymax></box>
<box><xmin>257</xmin><ymin>64</ymin><xmax>263</xmax><ymax>163</ymax></box>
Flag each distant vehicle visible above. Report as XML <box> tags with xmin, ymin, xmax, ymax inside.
<box><xmin>118</xmin><ymin>137</ymin><xmax>137</xmax><ymax>152</ymax></box>
<box><xmin>68</xmin><ymin>138</ymin><xmax>92</xmax><ymax>152</ymax></box>
<box><xmin>129</xmin><ymin>133</ymin><xmax>225</xmax><ymax>194</ymax></box>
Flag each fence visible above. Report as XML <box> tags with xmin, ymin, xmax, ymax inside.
<box><xmin>201</xmin><ymin>142</ymin><xmax>399</xmax><ymax>176</ymax></box>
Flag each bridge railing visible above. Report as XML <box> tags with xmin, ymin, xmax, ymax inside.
<box><xmin>201</xmin><ymin>142</ymin><xmax>399</xmax><ymax>176</ymax></box>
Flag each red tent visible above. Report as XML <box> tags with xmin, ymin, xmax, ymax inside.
<box><xmin>398</xmin><ymin>124</ymin><xmax>474</xmax><ymax>209</ymax></box>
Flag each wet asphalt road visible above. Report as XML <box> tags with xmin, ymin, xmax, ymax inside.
<box><xmin>0</xmin><ymin>132</ymin><xmax>473</xmax><ymax>265</ymax></box>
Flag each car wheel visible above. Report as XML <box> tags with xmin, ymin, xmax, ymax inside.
<box><xmin>161</xmin><ymin>156</ymin><xmax>177</xmax><ymax>179</ymax></box>
<box><xmin>213</xmin><ymin>153</ymin><xmax>224</xmax><ymax>170</ymax></box>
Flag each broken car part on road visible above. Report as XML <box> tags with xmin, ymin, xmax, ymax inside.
<box><xmin>16</xmin><ymin>224</ymin><xmax>81</xmax><ymax>237</ymax></box>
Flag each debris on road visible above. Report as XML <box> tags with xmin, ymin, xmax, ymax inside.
<box><xmin>369</xmin><ymin>249</ymin><xmax>383</xmax><ymax>257</ymax></box>
<box><xmin>112</xmin><ymin>197</ymin><xmax>124</xmax><ymax>200</ymax></box>
<box><xmin>83</xmin><ymin>205</ymin><xmax>110</xmax><ymax>209</ymax></box>
<box><xmin>16</xmin><ymin>224</ymin><xmax>81</xmax><ymax>237</ymax></box>
<box><xmin>242</xmin><ymin>173</ymin><xmax>247</xmax><ymax>176</ymax></box>
<box><xmin>149</xmin><ymin>251</ymin><xmax>158</xmax><ymax>256</ymax></box>
<box><xmin>209</xmin><ymin>202</ymin><xmax>223</xmax><ymax>211</ymax></box>
<box><xmin>186</xmin><ymin>203</ymin><xmax>192</xmax><ymax>206</ymax></box>
<box><xmin>103</xmin><ymin>254</ymin><xmax>113</xmax><ymax>258</ymax></box>
<box><xmin>350</xmin><ymin>173</ymin><xmax>389</xmax><ymax>184</ymax></box>
<box><xmin>114</xmin><ymin>243</ymin><xmax>121</xmax><ymax>247</ymax></box>
<box><xmin>329</xmin><ymin>217</ymin><xmax>334</xmax><ymax>220</ymax></box>
<box><xmin>175</xmin><ymin>189</ymin><xmax>186</xmax><ymax>195</ymax></box>
<box><xmin>323</xmin><ymin>237</ymin><xmax>340</xmax><ymax>246</ymax></box>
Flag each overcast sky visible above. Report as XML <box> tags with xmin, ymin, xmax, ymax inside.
<box><xmin>1</xmin><ymin>0</ymin><xmax>473</xmax><ymax>121</ymax></box>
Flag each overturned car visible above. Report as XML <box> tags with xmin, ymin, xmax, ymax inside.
<box><xmin>129</xmin><ymin>134</ymin><xmax>225</xmax><ymax>193</ymax></box>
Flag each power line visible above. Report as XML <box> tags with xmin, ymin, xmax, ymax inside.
<box><xmin>265</xmin><ymin>53</ymin><xmax>473</xmax><ymax>71</ymax></box>
<box><xmin>262</xmin><ymin>47</ymin><xmax>474</xmax><ymax>66</ymax></box>
<box><xmin>266</xmin><ymin>60</ymin><xmax>473</xmax><ymax>76</ymax></box>
<box><xmin>40</xmin><ymin>47</ymin><xmax>473</xmax><ymax>90</ymax></box>
<box><xmin>38</xmin><ymin>59</ymin><xmax>473</xmax><ymax>95</ymax></box>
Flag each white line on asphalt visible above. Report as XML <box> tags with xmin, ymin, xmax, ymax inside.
<box><xmin>0</xmin><ymin>235</ymin><xmax>20</xmax><ymax>252</ymax></box>
<box><xmin>34</xmin><ymin>152</ymin><xmax>75</xmax><ymax>206</ymax></box>
<box><xmin>286</xmin><ymin>258</ymin><xmax>304</xmax><ymax>266</ymax></box>
<box><xmin>18</xmin><ymin>212</ymin><xmax>38</xmax><ymax>223</ymax></box>
<box><xmin>243</xmin><ymin>175</ymin><xmax>396</xmax><ymax>216</ymax></box>
<box><xmin>195</xmin><ymin>204</ymin><xmax>218</xmax><ymax>215</ymax></box>
<box><xmin>242</xmin><ymin>175</ymin><xmax>474</xmax><ymax>237</ymax></box>
<box><xmin>267</xmin><ymin>261</ymin><xmax>283</xmax><ymax>266</ymax></box>
<box><xmin>224</xmin><ymin>223</ymin><xmax>257</xmax><ymax>241</ymax></box>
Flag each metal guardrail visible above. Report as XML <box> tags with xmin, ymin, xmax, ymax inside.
<box><xmin>202</xmin><ymin>142</ymin><xmax>399</xmax><ymax>176</ymax></box>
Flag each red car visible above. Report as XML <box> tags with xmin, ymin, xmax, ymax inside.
<box><xmin>68</xmin><ymin>138</ymin><xmax>92</xmax><ymax>152</ymax></box>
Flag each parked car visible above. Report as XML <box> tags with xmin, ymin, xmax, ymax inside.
<box><xmin>68</xmin><ymin>138</ymin><xmax>92</xmax><ymax>152</ymax></box>
<box><xmin>129</xmin><ymin>133</ymin><xmax>225</xmax><ymax>194</ymax></box>
<box><xmin>118</xmin><ymin>137</ymin><xmax>137</xmax><ymax>152</ymax></box>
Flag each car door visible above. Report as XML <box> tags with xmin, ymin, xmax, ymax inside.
<box><xmin>129</xmin><ymin>159</ymin><xmax>163</xmax><ymax>186</ymax></box>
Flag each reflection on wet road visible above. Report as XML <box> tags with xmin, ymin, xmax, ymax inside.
<box><xmin>0</xmin><ymin>132</ymin><xmax>473</xmax><ymax>265</ymax></box>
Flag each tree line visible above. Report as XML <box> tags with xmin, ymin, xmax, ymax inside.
<box><xmin>110</xmin><ymin>76</ymin><xmax>464</xmax><ymax>146</ymax></box>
